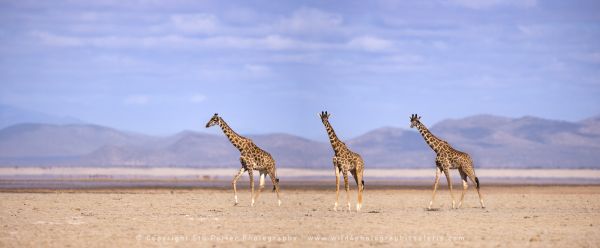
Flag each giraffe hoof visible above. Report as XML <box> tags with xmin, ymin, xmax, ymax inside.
<box><xmin>233</xmin><ymin>202</ymin><xmax>239</xmax><ymax>206</ymax></box>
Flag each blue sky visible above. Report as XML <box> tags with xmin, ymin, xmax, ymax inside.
<box><xmin>1</xmin><ymin>0</ymin><xmax>599</xmax><ymax>140</ymax></box>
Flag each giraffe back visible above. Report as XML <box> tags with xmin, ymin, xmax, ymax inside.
<box><xmin>241</xmin><ymin>141</ymin><xmax>275</xmax><ymax>171</ymax></box>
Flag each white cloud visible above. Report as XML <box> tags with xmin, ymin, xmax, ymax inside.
<box><xmin>517</xmin><ymin>25</ymin><xmax>547</xmax><ymax>37</ymax></box>
<box><xmin>279</xmin><ymin>7</ymin><xmax>343</xmax><ymax>34</ymax></box>
<box><xmin>30</xmin><ymin>31</ymin><xmax>83</xmax><ymax>46</ymax></box>
<box><xmin>383</xmin><ymin>54</ymin><xmax>425</xmax><ymax>64</ymax></box>
<box><xmin>93</xmin><ymin>54</ymin><xmax>140</xmax><ymax>67</ymax></box>
<box><xmin>171</xmin><ymin>14</ymin><xmax>219</xmax><ymax>34</ymax></box>
<box><xmin>447</xmin><ymin>0</ymin><xmax>537</xmax><ymax>9</ymax></box>
<box><xmin>124</xmin><ymin>95</ymin><xmax>150</xmax><ymax>105</ymax></box>
<box><xmin>32</xmin><ymin>30</ymin><xmax>403</xmax><ymax>54</ymax></box>
<box><xmin>261</xmin><ymin>35</ymin><xmax>331</xmax><ymax>50</ymax></box>
<box><xmin>347</xmin><ymin>36</ymin><xmax>394</xmax><ymax>52</ymax></box>
<box><xmin>263</xmin><ymin>35</ymin><xmax>297</xmax><ymax>50</ymax></box>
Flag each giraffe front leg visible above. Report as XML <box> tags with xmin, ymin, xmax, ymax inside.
<box><xmin>232</xmin><ymin>167</ymin><xmax>245</xmax><ymax>206</ymax></box>
<box><xmin>333</xmin><ymin>158</ymin><xmax>340</xmax><ymax>211</ymax></box>
<box><xmin>342</xmin><ymin>169</ymin><xmax>350</xmax><ymax>211</ymax></box>
<box><xmin>429</xmin><ymin>167</ymin><xmax>441</xmax><ymax>210</ymax></box>
<box><xmin>443</xmin><ymin>169</ymin><xmax>455</xmax><ymax>209</ymax></box>
<box><xmin>248</xmin><ymin>169</ymin><xmax>255</xmax><ymax>207</ymax></box>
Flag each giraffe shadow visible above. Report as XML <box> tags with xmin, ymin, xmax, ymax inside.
<box><xmin>425</xmin><ymin>208</ymin><xmax>441</xmax><ymax>211</ymax></box>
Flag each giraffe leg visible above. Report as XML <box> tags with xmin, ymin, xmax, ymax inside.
<box><xmin>468</xmin><ymin>174</ymin><xmax>485</xmax><ymax>208</ymax></box>
<box><xmin>429</xmin><ymin>167</ymin><xmax>441</xmax><ymax>210</ymax></box>
<box><xmin>248</xmin><ymin>169</ymin><xmax>255</xmax><ymax>207</ymax></box>
<box><xmin>333</xmin><ymin>158</ymin><xmax>340</xmax><ymax>211</ymax></box>
<box><xmin>355</xmin><ymin>168</ymin><xmax>364</xmax><ymax>211</ymax></box>
<box><xmin>342</xmin><ymin>168</ymin><xmax>351</xmax><ymax>211</ymax></box>
<box><xmin>231</xmin><ymin>167</ymin><xmax>246</xmax><ymax>206</ymax></box>
<box><xmin>252</xmin><ymin>171</ymin><xmax>266</xmax><ymax>205</ymax></box>
<box><xmin>443</xmin><ymin>168</ymin><xmax>456</xmax><ymax>209</ymax></box>
<box><xmin>458</xmin><ymin>169</ymin><xmax>469</xmax><ymax>209</ymax></box>
<box><xmin>268</xmin><ymin>171</ymin><xmax>281</xmax><ymax>206</ymax></box>
<box><xmin>351</xmin><ymin>169</ymin><xmax>363</xmax><ymax>211</ymax></box>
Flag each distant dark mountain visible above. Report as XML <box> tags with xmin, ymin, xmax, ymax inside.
<box><xmin>250</xmin><ymin>133</ymin><xmax>331</xmax><ymax>168</ymax></box>
<box><xmin>581</xmin><ymin>115</ymin><xmax>600</xmax><ymax>135</ymax></box>
<box><xmin>348</xmin><ymin>127</ymin><xmax>432</xmax><ymax>168</ymax></box>
<box><xmin>0</xmin><ymin>114</ymin><xmax>599</xmax><ymax>168</ymax></box>
<box><xmin>428</xmin><ymin>115</ymin><xmax>600</xmax><ymax>168</ymax></box>
<box><xmin>0</xmin><ymin>123</ymin><xmax>154</xmax><ymax>158</ymax></box>
<box><xmin>0</xmin><ymin>104</ymin><xmax>83</xmax><ymax>129</ymax></box>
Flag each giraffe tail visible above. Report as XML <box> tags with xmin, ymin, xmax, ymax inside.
<box><xmin>475</xmin><ymin>177</ymin><xmax>480</xmax><ymax>189</ymax></box>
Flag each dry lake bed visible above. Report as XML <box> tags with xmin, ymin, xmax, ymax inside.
<box><xmin>1</xmin><ymin>185</ymin><xmax>599</xmax><ymax>247</ymax></box>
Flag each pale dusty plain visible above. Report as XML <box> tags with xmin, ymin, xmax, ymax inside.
<box><xmin>1</xmin><ymin>186</ymin><xmax>599</xmax><ymax>247</ymax></box>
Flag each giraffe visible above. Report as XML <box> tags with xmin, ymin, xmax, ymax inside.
<box><xmin>409</xmin><ymin>114</ymin><xmax>485</xmax><ymax>209</ymax></box>
<box><xmin>319</xmin><ymin>111</ymin><xmax>365</xmax><ymax>211</ymax></box>
<box><xmin>205</xmin><ymin>113</ymin><xmax>281</xmax><ymax>207</ymax></box>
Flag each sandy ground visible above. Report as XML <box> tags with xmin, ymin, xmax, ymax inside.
<box><xmin>1</xmin><ymin>186</ymin><xmax>599</xmax><ymax>247</ymax></box>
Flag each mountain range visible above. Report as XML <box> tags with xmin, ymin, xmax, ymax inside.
<box><xmin>0</xmin><ymin>104</ymin><xmax>83</xmax><ymax>129</ymax></box>
<box><xmin>0</xmin><ymin>114</ymin><xmax>599</xmax><ymax>168</ymax></box>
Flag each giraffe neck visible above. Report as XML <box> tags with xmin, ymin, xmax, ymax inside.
<box><xmin>217</xmin><ymin>117</ymin><xmax>246</xmax><ymax>151</ymax></box>
<box><xmin>416</xmin><ymin>122</ymin><xmax>446</xmax><ymax>154</ymax></box>
<box><xmin>322</xmin><ymin>119</ymin><xmax>346</xmax><ymax>155</ymax></box>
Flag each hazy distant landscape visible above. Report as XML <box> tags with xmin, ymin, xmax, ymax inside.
<box><xmin>2</xmin><ymin>1</ymin><xmax>600</xmax><ymax>247</ymax></box>
<box><xmin>1</xmin><ymin>104</ymin><xmax>599</xmax><ymax>169</ymax></box>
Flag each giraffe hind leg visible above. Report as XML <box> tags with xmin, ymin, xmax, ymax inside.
<box><xmin>351</xmin><ymin>169</ymin><xmax>363</xmax><ymax>211</ymax></box>
<box><xmin>458</xmin><ymin>169</ymin><xmax>469</xmax><ymax>208</ymax></box>
<box><xmin>468</xmin><ymin>174</ymin><xmax>485</xmax><ymax>208</ymax></box>
<box><xmin>333</xmin><ymin>159</ymin><xmax>341</xmax><ymax>211</ymax></box>
<box><xmin>272</xmin><ymin>178</ymin><xmax>279</xmax><ymax>192</ymax></box>
<box><xmin>252</xmin><ymin>171</ymin><xmax>266</xmax><ymax>205</ymax></box>
<box><xmin>268</xmin><ymin>171</ymin><xmax>281</xmax><ymax>206</ymax></box>
<box><xmin>356</xmin><ymin>169</ymin><xmax>364</xmax><ymax>211</ymax></box>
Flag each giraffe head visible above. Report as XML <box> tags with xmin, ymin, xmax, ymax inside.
<box><xmin>409</xmin><ymin>114</ymin><xmax>422</xmax><ymax>128</ymax></box>
<box><xmin>205</xmin><ymin>113</ymin><xmax>220</xmax><ymax>128</ymax></box>
<box><xmin>319</xmin><ymin>111</ymin><xmax>330</xmax><ymax>123</ymax></box>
